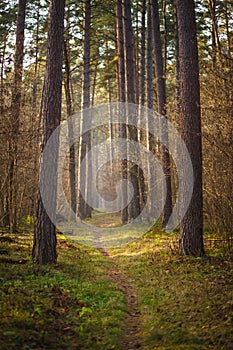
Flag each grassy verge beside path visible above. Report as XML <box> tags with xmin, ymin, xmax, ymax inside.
<box><xmin>0</xmin><ymin>231</ymin><xmax>126</xmax><ymax>350</ymax></box>
<box><xmin>109</xmin><ymin>228</ymin><xmax>233</xmax><ymax>350</ymax></box>
<box><xmin>0</xmin><ymin>222</ymin><xmax>233</xmax><ymax>350</ymax></box>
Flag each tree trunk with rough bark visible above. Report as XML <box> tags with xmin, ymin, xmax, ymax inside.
<box><xmin>116</xmin><ymin>0</ymin><xmax>128</xmax><ymax>223</ymax></box>
<box><xmin>32</xmin><ymin>0</ymin><xmax>65</xmax><ymax>264</ymax></box>
<box><xmin>151</xmin><ymin>0</ymin><xmax>172</xmax><ymax>227</ymax></box>
<box><xmin>78</xmin><ymin>0</ymin><xmax>92</xmax><ymax>220</ymax></box>
<box><xmin>9</xmin><ymin>0</ymin><xmax>26</xmax><ymax>233</ymax></box>
<box><xmin>175</xmin><ymin>0</ymin><xmax>205</xmax><ymax>257</ymax></box>
<box><xmin>64</xmin><ymin>37</ymin><xmax>77</xmax><ymax>216</ymax></box>
<box><xmin>123</xmin><ymin>0</ymin><xmax>141</xmax><ymax>221</ymax></box>
<box><xmin>140</xmin><ymin>0</ymin><xmax>146</xmax><ymax>108</ymax></box>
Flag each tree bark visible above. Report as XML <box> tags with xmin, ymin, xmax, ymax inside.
<box><xmin>140</xmin><ymin>0</ymin><xmax>146</xmax><ymax>108</ymax></box>
<box><xmin>146</xmin><ymin>1</ymin><xmax>157</xmax><ymax>218</ymax></box>
<box><xmin>123</xmin><ymin>0</ymin><xmax>141</xmax><ymax>221</ymax></box>
<box><xmin>33</xmin><ymin>0</ymin><xmax>65</xmax><ymax>264</ymax></box>
<box><xmin>151</xmin><ymin>0</ymin><xmax>172</xmax><ymax>227</ymax></box>
<box><xmin>64</xmin><ymin>38</ymin><xmax>77</xmax><ymax>215</ymax></box>
<box><xmin>9</xmin><ymin>0</ymin><xmax>26</xmax><ymax>232</ymax></box>
<box><xmin>175</xmin><ymin>0</ymin><xmax>205</xmax><ymax>257</ymax></box>
<box><xmin>78</xmin><ymin>0</ymin><xmax>92</xmax><ymax>220</ymax></box>
<box><xmin>116</xmin><ymin>0</ymin><xmax>128</xmax><ymax>223</ymax></box>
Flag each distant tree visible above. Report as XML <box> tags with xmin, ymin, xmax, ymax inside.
<box><xmin>8</xmin><ymin>0</ymin><xmax>27</xmax><ymax>233</ymax></box>
<box><xmin>77</xmin><ymin>0</ymin><xmax>92</xmax><ymax>220</ymax></box>
<box><xmin>140</xmin><ymin>0</ymin><xmax>146</xmax><ymax>108</ymax></box>
<box><xmin>116</xmin><ymin>0</ymin><xmax>128</xmax><ymax>223</ymax></box>
<box><xmin>64</xmin><ymin>10</ymin><xmax>77</xmax><ymax>216</ymax></box>
<box><xmin>151</xmin><ymin>0</ymin><xmax>172</xmax><ymax>228</ymax></box>
<box><xmin>33</xmin><ymin>0</ymin><xmax>65</xmax><ymax>264</ymax></box>
<box><xmin>123</xmin><ymin>0</ymin><xmax>141</xmax><ymax>221</ymax></box>
<box><xmin>175</xmin><ymin>0</ymin><xmax>205</xmax><ymax>257</ymax></box>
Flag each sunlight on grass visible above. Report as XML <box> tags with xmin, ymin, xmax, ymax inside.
<box><xmin>0</xmin><ymin>231</ymin><xmax>126</xmax><ymax>350</ymax></box>
<box><xmin>109</xmin><ymin>229</ymin><xmax>233</xmax><ymax>350</ymax></box>
<box><xmin>0</xmin><ymin>218</ymin><xmax>233</xmax><ymax>350</ymax></box>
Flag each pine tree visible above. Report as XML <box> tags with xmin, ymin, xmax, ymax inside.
<box><xmin>175</xmin><ymin>0</ymin><xmax>205</xmax><ymax>257</ymax></box>
<box><xmin>33</xmin><ymin>0</ymin><xmax>65</xmax><ymax>264</ymax></box>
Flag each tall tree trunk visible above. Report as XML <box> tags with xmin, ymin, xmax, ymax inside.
<box><xmin>116</xmin><ymin>0</ymin><xmax>128</xmax><ymax>223</ymax></box>
<box><xmin>147</xmin><ymin>2</ymin><xmax>153</xmax><ymax>112</ymax></box>
<box><xmin>207</xmin><ymin>0</ymin><xmax>221</xmax><ymax>62</ymax></box>
<box><xmin>146</xmin><ymin>1</ymin><xmax>156</xmax><ymax>218</ymax></box>
<box><xmin>175</xmin><ymin>0</ymin><xmax>205</xmax><ymax>257</ymax></box>
<box><xmin>138</xmin><ymin>0</ymin><xmax>148</xmax><ymax>218</ymax></box>
<box><xmin>123</xmin><ymin>0</ymin><xmax>141</xmax><ymax>221</ymax></box>
<box><xmin>207</xmin><ymin>0</ymin><xmax>217</xmax><ymax>68</ymax></box>
<box><xmin>162</xmin><ymin>0</ymin><xmax>167</xmax><ymax>78</ymax></box>
<box><xmin>224</xmin><ymin>1</ymin><xmax>231</xmax><ymax>59</ymax></box>
<box><xmin>33</xmin><ymin>0</ymin><xmax>65</xmax><ymax>264</ymax></box>
<box><xmin>0</xmin><ymin>36</ymin><xmax>10</xmax><ymax>227</ymax></box>
<box><xmin>9</xmin><ymin>0</ymin><xmax>26</xmax><ymax>232</ymax></box>
<box><xmin>0</xmin><ymin>37</ymin><xmax>7</xmax><ymax>116</ymax></box>
<box><xmin>174</xmin><ymin>0</ymin><xmax>180</xmax><ymax>119</ymax></box>
<box><xmin>105</xmin><ymin>41</ymin><xmax>114</xmax><ymax>166</ymax></box>
<box><xmin>31</xmin><ymin>3</ymin><xmax>41</xmax><ymax>218</ymax></box>
<box><xmin>151</xmin><ymin>0</ymin><xmax>172</xmax><ymax>227</ymax></box>
<box><xmin>140</xmin><ymin>0</ymin><xmax>146</xmax><ymax>108</ymax></box>
<box><xmin>78</xmin><ymin>0</ymin><xmax>92</xmax><ymax>220</ymax></box>
<box><xmin>64</xmin><ymin>38</ymin><xmax>77</xmax><ymax>215</ymax></box>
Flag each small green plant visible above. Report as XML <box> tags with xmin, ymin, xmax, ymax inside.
<box><xmin>20</xmin><ymin>215</ymin><xmax>34</xmax><ymax>226</ymax></box>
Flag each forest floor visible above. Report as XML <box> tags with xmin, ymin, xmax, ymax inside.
<box><xmin>0</xmin><ymin>217</ymin><xmax>233</xmax><ymax>350</ymax></box>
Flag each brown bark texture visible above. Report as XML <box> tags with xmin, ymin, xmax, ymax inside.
<box><xmin>175</xmin><ymin>0</ymin><xmax>205</xmax><ymax>257</ymax></box>
<box><xmin>33</xmin><ymin>0</ymin><xmax>65</xmax><ymax>264</ymax></box>
<box><xmin>78</xmin><ymin>0</ymin><xmax>92</xmax><ymax>220</ymax></box>
<box><xmin>151</xmin><ymin>0</ymin><xmax>173</xmax><ymax>227</ymax></box>
<box><xmin>9</xmin><ymin>0</ymin><xmax>26</xmax><ymax>232</ymax></box>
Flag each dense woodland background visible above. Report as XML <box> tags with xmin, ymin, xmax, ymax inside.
<box><xmin>0</xmin><ymin>0</ymin><xmax>232</xmax><ymax>257</ymax></box>
<box><xmin>0</xmin><ymin>1</ymin><xmax>233</xmax><ymax>349</ymax></box>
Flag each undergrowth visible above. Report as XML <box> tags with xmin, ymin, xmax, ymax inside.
<box><xmin>0</xmin><ymin>222</ymin><xmax>232</xmax><ymax>350</ymax></box>
<box><xmin>0</xmin><ymin>230</ymin><xmax>126</xmax><ymax>350</ymax></box>
<box><xmin>110</xmin><ymin>227</ymin><xmax>233</xmax><ymax>350</ymax></box>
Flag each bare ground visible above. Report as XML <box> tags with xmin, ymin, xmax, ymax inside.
<box><xmin>98</xmin><ymin>247</ymin><xmax>142</xmax><ymax>349</ymax></box>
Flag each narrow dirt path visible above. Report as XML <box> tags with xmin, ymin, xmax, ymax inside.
<box><xmin>98</xmin><ymin>247</ymin><xmax>142</xmax><ymax>349</ymax></box>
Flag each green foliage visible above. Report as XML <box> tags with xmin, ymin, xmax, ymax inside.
<box><xmin>20</xmin><ymin>215</ymin><xmax>34</xmax><ymax>226</ymax></box>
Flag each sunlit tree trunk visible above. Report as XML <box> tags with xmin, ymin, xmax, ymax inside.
<box><xmin>123</xmin><ymin>0</ymin><xmax>141</xmax><ymax>221</ymax></box>
<box><xmin>151</xmin><ymin>0</ymin><xmax>172</xmax><ymax>227</ymax></box>
<box><xmin>140</xmin><ymin>0</ymin><xmax>146</xmax><ymax>108</ymax></box>
<box><xmin>174</xmin><ymin>0</ymin><xmax>180</xmax><ymax>118</ymax></box>
<box><xmin>105</xmin><ymin>41</ymin><xmax>114</xmax><ymax>166</ymax></box>
<box><xmin>207</xmin><ymin>0</ymin><xmax>221</xmax><ymax>64</ymax></box>
<box><xmin>146</xmin><ymin>1</ymin><xmax>156</xmax><ymax>219</ymax></box>
<box><xmin>137</xmin><ymin>0</ymin><xmax>149</xmax><ymax>218</ymax></box>
<box><xmin>33</xmin><ymin>0</ymin><xmax>65</xmax><ymax>264</ymax></box>
<box><xmin>64</xmin><ymin>37</ymin><xmax>77</xmax><ymax>215</ymax></box>
<box><xmin>116</xmin><ymin>0</ymin><xmax>128</xmax><ymax>223</ymax></box>
<box><xmin>175</xmin><ymin>0</ymin><xmax>205</xmax><ymax>257</ymax></box>
<box><xmin>147</xmin><ymin>2</ymin><xmax>153</xmax><ymax>113</ymax></box>
<box><xmin>0</xmin><ymin>35</ymin><xmax>10</xmax><ymax>227</ymax></box>
<box><xmin>78</xmin><ymin>0</ymin><xmax>92</xmax><ymax>220</ymax></box>
<box><xmin>9</xmin><ymin>0</ymin><xmax>26</xmax><ymax>232</ymax></box>
<box><xmin>31</xmin><ymin>2</ymin><xmax>41</xmax><ymax>218</ymax></box>
<box><xmin>224</xmin><ymin>1</ymin><xmax>232</xmax><ymax>59</ymax></box>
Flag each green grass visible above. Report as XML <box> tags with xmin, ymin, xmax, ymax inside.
<box><xmin>0</xmin><ymin>220</ymin><xmax>233</xmax><ymax>350</ymax></box>
<box><xmin>109</xmin><ymin>226</ymin><xmax>233</xmax><ymax>350</ymax></box>
<box><xmin>0</xmin><ymin>231</ymin><xmax>126</xmax><ymax>350</ymax></box>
